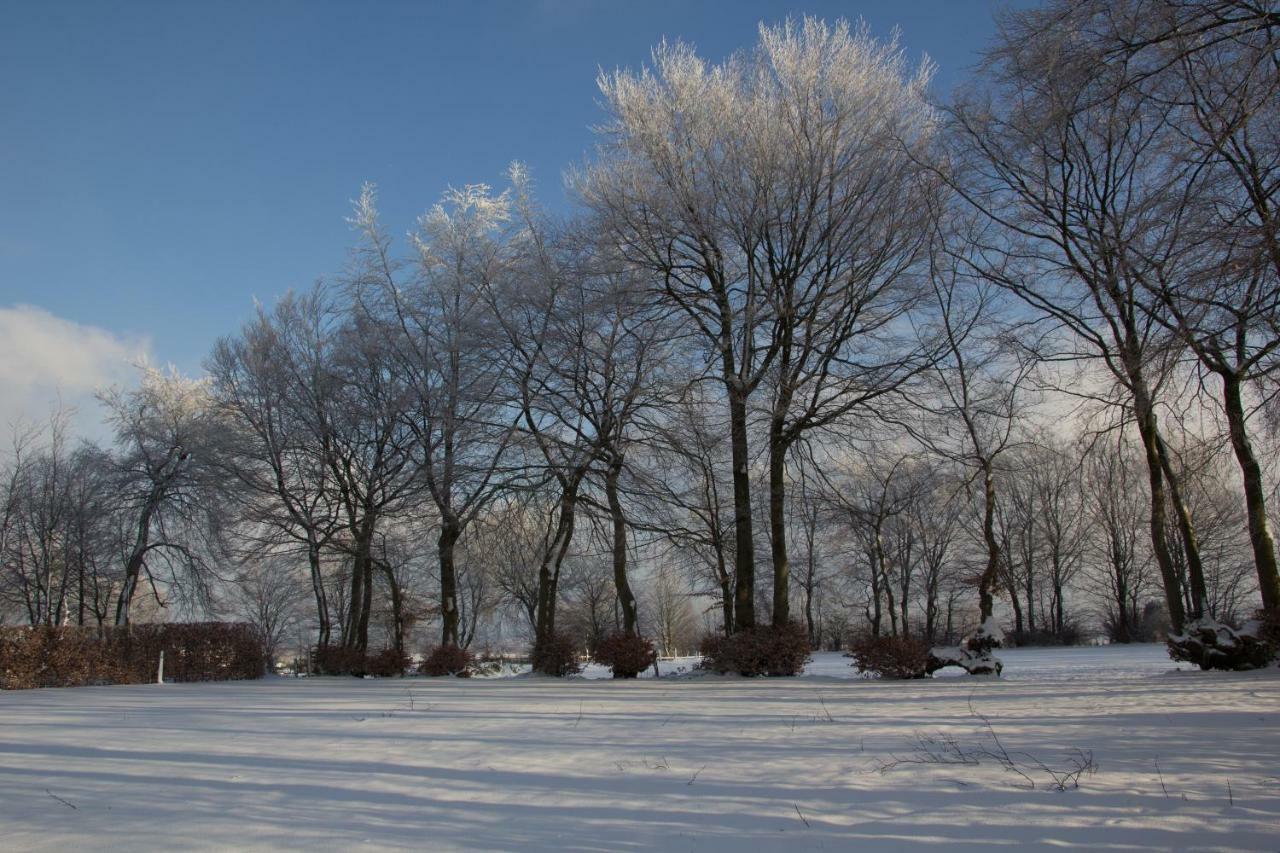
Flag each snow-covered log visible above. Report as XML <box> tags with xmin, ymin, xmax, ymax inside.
<box><xmin>1167</xmin><ymin>619</ymin><xmax>1276</xmax><ymax>671</ymax></box>
<box><xmin>927</xmin><ymin>618</ymin><xmax>1004</xmax><ymax>676</ymax></box>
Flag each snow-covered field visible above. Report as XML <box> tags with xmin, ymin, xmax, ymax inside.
<box><xmin>1</xmin><ymin>645</ymin><xmax>1277</xmax><ymax>851</ymax></box>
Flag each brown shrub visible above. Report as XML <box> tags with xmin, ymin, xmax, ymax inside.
<box><xmin>420</xmin><ymin>644</ymin><xmax>474</xmax><ymax>677</ymax></box>
<box><xmin>311</xmin><ymin>644</ymin><xmax>411</xmax><ymax>677</ymax></box>
<box><xmin>699</xmin><ymin>622</ymin><xmax>810</xmax><ymax>677</ymax></box>
<box><xmin>0</xmin><ymin>623</ymin><xmax>267</xmax><ymax>690</ymax></box>
<box><xmin>592</xmin><ymin>633</ymin><xmax>656</xmax><ymax>678</ymax></box>
<box><xmin>365</xmin><ymin>647</ymin><xmax>412</xmax><ymax>677</ymax></box>
<box><xmin>531</xmin><ymin>632</ymin><xmax>582</xmax><ymax>677</ymax></box>
<box><xmin>848</xmin><ymin>634</ymin><xmax>931</xmax><ymax>679</ymax></box>
<box><xmin>311</xmin><ymin>644</ymin><xmax>367</xmax><ymax>676</ymax></box>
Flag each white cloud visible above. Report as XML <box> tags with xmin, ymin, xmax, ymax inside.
<box><xmin>0</xmin><ymin>304</ymin><xmax>153</xmax><ymax>442</ymax></box>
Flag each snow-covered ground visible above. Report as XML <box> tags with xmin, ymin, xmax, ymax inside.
<box><xmin>1</xmin><ymin>645</ymin><xmax>1276</xmax><ymax>851</ymax></box>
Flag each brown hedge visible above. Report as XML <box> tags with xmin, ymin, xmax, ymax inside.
<box><xmin>591</xmin><ymin>633</ymin><xmax>656</xmax><ymax>678</ymax></box>
<box><xmin>0</xmin><ymin>623</ymin><xmax>268</xmax><ymax>690</ymax></box>
<box><xmin>848</xmin><ymin>634</ymin><xmax>931</xmax><ymax>679</ymax></box>
<box><xmin>311</xmin><ymin>645</ymin><xmax>411</xmax><ymax>677</ymax></box>
<box><xmin>699</xmin><ymin>622</ymin><xmax>811</xmax><ymax>677</ymax></box>
<box><xmin>530</xmin><ymin>632</ymin><xmax>583</xmax><ymax>677</ymax></box>
<box><xmin>420</xmin><ymin>644</ymin><xmax>474</xmax><ymax>677</ymax></box>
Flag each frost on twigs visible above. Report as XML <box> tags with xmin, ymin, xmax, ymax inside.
<box><xmin>926</xmin><ymin>618</ymin><xmax>1004</xmax><ymax>676</ymax></box>
<box><xmin>1167</xmin><ymin>617</ymin><xmax>1277</xmax><ymax>671</ymax></box>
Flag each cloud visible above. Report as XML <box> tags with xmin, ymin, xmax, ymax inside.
<box><xmin>0</xmin><ymin>304</ymin><xmax>153</xmax><ymax>442</ymax></box>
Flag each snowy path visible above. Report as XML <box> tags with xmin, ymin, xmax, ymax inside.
<box><xmin>1</xmin><ymin>645</ymin><xmax>1277</xmax><ymax>851</ymax></box>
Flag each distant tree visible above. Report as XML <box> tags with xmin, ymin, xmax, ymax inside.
<box><xmin>208</xmin><ymin>289</ymin><xmax>346</xmax><ymax>647</ymax></box>
<box><xmin>102</xmin><ymin>369</ymin><xmax>220</xmax><ymax>625</ymax></box>
<box><xmin>226</xmin><ymin>556</ymin><xmax>308</xmax><ymax>668</ymax></box>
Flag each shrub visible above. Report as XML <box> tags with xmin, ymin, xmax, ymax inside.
<box><xmin>1255</xmin><ymin>607</ymin><xmax>1280</xmax><ymax>649</ymax></box>
<box><xmin>531</xmin><ymin>632</ymin><xmax>582</xmax><ymax>677</ymax></box>
<box><xmin>310</xmin><ymin>645</ymin><xmax>410</xmax><ymax>677</ymax></box>
<box><xmin>848</xmin><ymin>634</ymin><xmax>930</xmax><ymax>679</ymax></box>
<box><xmin>592</xmin><ymin>633</ymin><xmax>656</xmax><ymax>678</ymax></box>
<box><xmin>0</xmin><ymin>623</ymin><xmax>267</xmax><ymax>690</ymax></box>
<box><xmin>312</xmin><ymin>644</ymin><xmax>369</xmax><ymax>676</ymax></box>
<box><xmin>420</xmin><ymin>644</ymin><xmax>474</xmax><ymax>677</ymax></box>
<box><xmin>1006</xmin><ymin>623</ymin><xmax>1084</xmax><ymax>647</ymax></box>
<box><xmin>365</xmin><ymin>647</ymin><xmax>411</xmax><ymax>677</ymax></box>
<box><xmin>699</xmin><ymin>622</ymin><xmax>810</xmax><ymax>677</ymax></box>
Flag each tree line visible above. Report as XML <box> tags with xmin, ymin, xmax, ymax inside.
<box><xmin>3</xmin><ymin>2</ymin><xmax>1278</xmax><ymax>672</ymax></box>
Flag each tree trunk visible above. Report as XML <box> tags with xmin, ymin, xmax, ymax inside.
<box><xmin>1006</xmin><ymin>571</ymin><xmax>1024</xmax><ymax>634</ymax></box>
<box><xmin>535</xmin><ymin>482</ymin><xmax>579</xmax><ymax>660</ymax></box>
<box><xmin>605</xmin><ymin>459</ymin><xmax>639</xmax><ymax>636</ymax></box>
<box><xmin>728</xmin><ymin>389</ymin><xmax>756</xmax><ymax>630</ymax></box>
<box><xmin>383</xmin><ymin>562</ymin><xmax>405</xmax><ymax>655</ymax></box>
<box><xmin>804</xmin><ymin>574</ymin><xmax>816</xmax><ymax>647</ymax></box>
<box><xmin>114</xmin><ymin>504</ymin><xmax>156</xmax><ymax>626</ymax></box>
<box><xmin>308</xmin><ymin>542</ymin><xmax>330</xmax><ymax>648</ymax></box>
<box><xmin>439</xmin><ymin>519</ymin><xmax>461</xmax><ymax>646</ymax></box>
<box><xmin>868</xmin><ymin>543</ymin><xmax>883</xmax><ymax>639</ymax></box>
<box><xmin>1131</xmin><ymin>388</ymin><xmax>1188</xmax><ymax>633</ymax></box>
<box><xmin>358</xmin><ymin>554</ymin><xmax>374</xmax><ymax>652</ymax></box>
<box><xmin>768</xmin><ymin>417</ymin><xmax>791</xmax><ymax>628</ymax></box>
<box><xmin>1023</xmin><ymin>564</ymin><xmax>1035</xmax><ymax>634</ymax></box>
<box><xmin>1053</xmin><ymin>572</ymin><xmax>1065</xmax><ymax>636</ymax></box>
<box><xmin>1154</xmin><ymin>433</ymin><xmax>1208</xmax><ymax>619</ymax></box>
<box><xmin>718</xmin><ymin>554</ymin><xmax>735</xmax><ymax>637</ymax></box>
<box><xmin>977</xmin><ymin>465</ymin><xmax>1001</xmax><ymax>623</ymax></box>
<box><xmin>1222</xmin><ymin>373</ymin><xmax>1280</xmax><ymax>613</ymax></box>
<box><xmin>344</xmin><ymin>552</ymin><xmax>364</xmax><ymax>649</ymax></box>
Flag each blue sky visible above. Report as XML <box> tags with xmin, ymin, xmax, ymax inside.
<box><xmin>1</xmin><ymin>0</ymin><xmax>1020</xmax><ymax>400</ymax></box>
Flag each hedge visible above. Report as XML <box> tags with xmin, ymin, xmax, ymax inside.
<box><xmin>0</xmin><ymin>623</ymin><xmax>268</xmax><ymax>689</ymax></box>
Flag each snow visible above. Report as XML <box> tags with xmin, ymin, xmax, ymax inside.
<box><xmin>1</xmin><ymin>644</ymin><xmax>1277</xmax><ymax>851</ymax></box>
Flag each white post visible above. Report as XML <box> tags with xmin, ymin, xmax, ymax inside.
<box><xmin>157</xmin><ymin>650</ymin><xmax>165</xmax><ymax>685</ymax></box>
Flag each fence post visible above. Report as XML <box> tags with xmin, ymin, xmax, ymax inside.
<box><xmin>157</xmin><ymin>650</ymin><xmax>165</xmax><ymax>685</ymax></box>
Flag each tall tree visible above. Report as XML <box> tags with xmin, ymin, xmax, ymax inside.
<box><xmin>579</xmin><ymin>18</ymin><xmax>938</xmax><ymax>630</ymax></box>
<box><xmin>347</xmin><ymin>183</ymin><xmax>518</xmax><ymax>648</ymax></box>
<box><xmin>948</xmin><ymin>5</ymin><xmax>1212</xmax><ymax>630</ymax></box>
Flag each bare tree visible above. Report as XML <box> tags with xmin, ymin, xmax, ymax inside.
<box><xmin>903</xmin><ymin>235</ymin><xmax>1035</xmax><ymax>632</ymax></box>
<box><xmin>208</xmin><ymin>289</ymin><xmax>346</xmax><ymax>647</ymax></box>
<box><xmin>1083</xmin><ymin>440</ymin><xmax>1161</xmax><ymax>641</ymax></box>
<box><xmin>102</xmin><ymin>369</ymin><xmax>220</xmax><ymax>625</ymax></box>
<box><xmin>486</xmin><ymin>178</ymin><xmax>667</xmax><ymax>666</ymax></box>
<box><xmin>639</xmin><ymin>385</ymin><xmax>738</xmax><ymax>635</ymax></box>
<box><xmin>646</xmin><ymin>566</ymin><xmax>699</xmax><ymax>657</ymax></box>
<box><xmin>578</xmin><ymin>19</ymin><xmax>938</xmax><ymax>631</ymax></box>
<box><xmin>1111</xmin><ymin>0</ymin><xmax>1280</xmax><ymax>612</ymax></box>
<box><xmin>947</xmin><ymin>7</ymin><xmax>1211</xmax><ymax>630</ymax></box>
<box><xmin>226</xmin><ymin>556</ymin><xmax>308</xmax><ymax>669</ymax></box>
<box><xmin>347</xmin><ymin>183</ymin><xmax>519</xmax><ymax>648</ymax></box>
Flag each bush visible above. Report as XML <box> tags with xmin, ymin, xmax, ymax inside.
<box><xmin>848</xmin><ymin>634</ymin><xmax>930</xmax><ymax>679</ymax></box>
<box><xmin>365</xmin><ymin>647</ymin><xmax>411</xmax><ymax>677</ymax></box>
<box><xmin>531</xmin><ymin>632</ymin><xmax>582</xmax><ymax>677</ymax></box>
<box><xmin>420</xmin><ymin>644</ymin><xmax>474</xmax><ymax>677</ymax></box>
<box><xmin>1006</xmin><ymin>624</ymin><xmax>1084</xmax><ymax>647</ymax></box>
<box><xmin>311</xmin><ymin>644</ymin><xmax>368</xmax><ymax>676</ymax></box>
<box><xmin>311</xmin><ymin>645</ymin><xmax>410</xmax><ymax>677</ymax></box>
<box><xmin>592</xmin><ymin>633</ymin><xmax>656</xmax><ymax>678</ymax></box>
<box><xmin>1255</xmin><ymin>607</ymin><xmax>1280</xmax><ymax>648</ymax></box>
<box><xmin>699</xmin><ymin>622</ymin><xmax>810</xmax><ymax>677</ymax></box>
<box><xmin>0</xmin><ymin>623</ymin><xmax>267</xmax><ymax>690</ymax></box>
